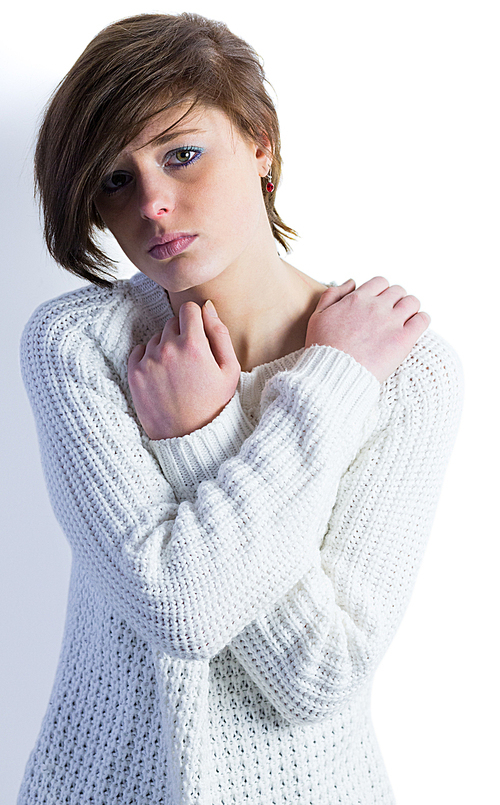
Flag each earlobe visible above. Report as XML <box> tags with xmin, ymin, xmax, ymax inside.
<box><xmin>258</xmin><ymin>162</ymin><xmax>271</xmax><ymax>179</ymax></box>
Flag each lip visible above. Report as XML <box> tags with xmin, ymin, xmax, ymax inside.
<box><xmin>147</xmin><ymin>232</ymin><xmax>198</xmax><ymax>259</ymax></box>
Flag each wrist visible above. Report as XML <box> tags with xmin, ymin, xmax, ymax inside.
<box><xmin>149</xmin><ymin>392</ymin><xmax>254</xmax><ymax>501</ymax></box>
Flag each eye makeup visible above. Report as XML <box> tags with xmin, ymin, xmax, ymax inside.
<box><xmin>100</xmin><ymin>145</ymin><xmax>205</xmax><ymax>195</ymax></box>
<box><xmin>164</xmin><ymin>146</ymin><xmax>205</xmax><ymax>169</ymax></box>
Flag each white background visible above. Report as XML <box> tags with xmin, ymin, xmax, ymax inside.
<box><xmin>1</xmin><ymin>1</ymin><xmax>498</xmax><ymax>802</ymax></box>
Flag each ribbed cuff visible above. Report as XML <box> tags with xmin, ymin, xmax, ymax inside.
<box><xmin>263</xmin><ymin>345</ymin><xmax>381</xmax><ymax>436</ymax></box>
<box><xmin>150</xmin><ymin>392</ymin><xmax>254</xmax><ymax>502</ymax></box>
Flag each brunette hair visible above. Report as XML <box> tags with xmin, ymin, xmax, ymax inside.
<box><xmin>34</xmin><ymin>12</ymin><xmax>297</xmax><ymax>286</ymax></box>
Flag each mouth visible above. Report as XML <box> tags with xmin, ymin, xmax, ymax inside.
<box><xmin>148</xmin><ymin>233</ymin><xmax>198</xmax><ymax>260</ymax></box>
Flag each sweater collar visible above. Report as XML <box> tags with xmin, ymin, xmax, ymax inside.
<box><xmin>128</xmin><ymin>270</ymin><xmax>336</xmax><ymax>381</ymax></box>
<box><xmin>129</xmin><ymin>271</ymin><xmax>174</xmax><ymax>332</ymax></box>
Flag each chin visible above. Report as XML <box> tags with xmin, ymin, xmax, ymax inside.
<box><xmin>143</xmin><ymin>262</ymin><xmax>220</xmax><ymax>296</ymax></box>
<box><xmin>170</xmin><ymin>256</ymin><xmax>239</xmax><ymax>292</ymax></box>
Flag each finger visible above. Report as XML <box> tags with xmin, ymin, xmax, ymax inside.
<box><xmin>144</xmin><ymin>331</ymin><xmax>161</xmax><ymax>354</ymax></box>
<box><xmin>178</xmin><ymin>300</ymin><xmax>204</xmax><ymax>338</ymax></box>
<box><xmin>356</xmin><ymin>276</ymin><xmax>390</xmax><ymax>296</ymax></box>
<box><xmin>161</xmin><ymin>315</ymin><xmax>180</xmax><ymax>340</ymax></box>
<box><xmin>128</xmin><ymin>343</ymin><xmax>146</xmax><ymax>367</ymax></box>
<box><xmin>202</xmin><ymin>300</ymin><xmax>239</xmax><ymax>371</ymax></box>
<box><xmin>379</xmin><ymin>284</ymin><xmax>407</xmax><ymax>305</ymax></box>
<box><xmin>314</xmin><ymin>279</ymin><xmax>356</xmax><ymax>313</ymax></box>
<box><xmin>393</xmin><ymin>294</ymin><xmax>421</xmax><ymax>321</ymax></box>
<box><xmin>403</xmin><ymin>310</ymin><xmax>431</xmax><ymax>339</ymax></box>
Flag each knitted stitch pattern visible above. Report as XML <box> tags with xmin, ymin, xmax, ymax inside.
<box><xmin>18</xmin><ymin>273</ymin><xmax>463</xmax><ymax>804</ymax></box>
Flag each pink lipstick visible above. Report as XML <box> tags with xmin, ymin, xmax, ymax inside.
<box><xmin>148</xmin><ymin>234</ymin><xmax>197</xmax><ymax>260</ymax></box>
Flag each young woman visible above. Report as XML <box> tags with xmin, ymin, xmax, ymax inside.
<box><xmin>18</xmin><ymin>12</ymin><xmax>463</xmax><ymax>805</ymax></box>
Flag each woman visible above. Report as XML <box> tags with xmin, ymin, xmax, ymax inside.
<box><xmin>18</xmin><ymin>12</ymin><xmax>463</xmax><ymax>805</ymax></box>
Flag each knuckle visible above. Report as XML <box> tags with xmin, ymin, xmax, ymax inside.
<box><xmin>147</xmin><ymin>331</ymin><xmax>162</xmax><ymax>347</ymax></box>
<box><xmin>164</xmin><ymin>316</ymin><xmax>179</xmax><ymax>333</ymax></box>
<box><xmin>347</xmin><ymin>288</ymin><xmax>362</xmax><ymax>304</ymax></box>
<box><xmin>159</xmin><ymin>339</ymin><xmax>177</xmax><ymax>359</ymax></box>
<box><xmin>181</xmin><ymin>336</ymin><xmax>204</xmax><ymax>359</ymax></box>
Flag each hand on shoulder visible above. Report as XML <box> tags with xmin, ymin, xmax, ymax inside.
<box><xmin>127</xmin><ymin>300</ymin><xmax>241</xmax><ymax>440</ymax></box>
<box><xmin>305</xmin><ymin>277</ymin><xmax>431</xmax><ymax>383</ymax></box>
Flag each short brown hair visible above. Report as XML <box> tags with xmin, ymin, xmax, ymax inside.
<box><xmin>34</xmin><ymin>12</ymin><xmax>297</xmax><ymax>287</ymax></box>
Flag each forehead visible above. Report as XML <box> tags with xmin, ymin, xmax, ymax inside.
<box><xmin>122</xmin><ymin>103</ymin><xmax>239</xmax><ymax>155</ymax></box>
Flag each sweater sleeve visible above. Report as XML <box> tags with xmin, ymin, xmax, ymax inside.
<box><xmin>20</xmin><ymin>300</ymin><xmax>380</xmax><ymax>661</ymax></box>
<box><xmin>151</xmin><ymin>331</ymin><xmax>463</xmax><ymax>722</ymax></box>
<box><xmin>227</xmin><ymin>332</ymin><xmax>464</xmax><ymax>722</ymax></box>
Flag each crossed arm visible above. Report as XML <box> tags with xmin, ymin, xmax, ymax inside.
<box><xmin>21</xmin><ymin>276</ymin><xmax>461</xmax><ymax>721</ymax></box>
<box><xmin>21</xmin><ymin>291</ymin><xmax>381</xmax><ymax>660</ymax></box>
<box><xmin>150</xmin><ymin>327</ymin><xmax>463</xmax><ymax>721</ymax></box>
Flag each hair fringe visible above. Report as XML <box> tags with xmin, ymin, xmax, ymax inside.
<box><xmin>35</xmin><ymin>13</ymin><xmax>298</xmax><ymax>285</ymax></box>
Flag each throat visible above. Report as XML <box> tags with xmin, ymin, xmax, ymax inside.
<box><xmin>237</xmin><ymin>328</ymin><xmax>307</xmax><ymax>373</ymax></box>
<box><xmin>231</xmin><ymin>271</ymin><xmax>328</xmax><ymax>372</ymax></box>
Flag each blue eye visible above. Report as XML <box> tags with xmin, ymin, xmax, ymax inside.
<box><xmin>101</xmin><ymin>171</ymin><xmax>132</xmax><ymax>195</ymax></box>
<box><xmin>166</xmin><ymin>147</ymin><xmax>204</xmax><ymax>168</ymax></box>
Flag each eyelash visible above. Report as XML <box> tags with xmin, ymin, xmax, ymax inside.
<box><xmin>166</xmin><ymin>145</ymin><xmax>204</xmax><ymax>169</ymax></box>
<box><xmin>100</xmin><ymin>146</ymin><xmax>205</xmax><ymax>195</ymax></box>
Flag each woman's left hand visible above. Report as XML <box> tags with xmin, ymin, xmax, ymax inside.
<box><xmin>127</xmin><ymin>300</ymin><xmax>241</xmax><ymax>439</ymax></box>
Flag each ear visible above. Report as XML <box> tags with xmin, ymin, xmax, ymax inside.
<box><xmin>254</xmin><ymin>133</ymin><xmax>273</xmax><ymax>177</ymax></box>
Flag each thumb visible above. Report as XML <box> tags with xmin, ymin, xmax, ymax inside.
<box><xmin>314</xmin><ymin>279</ymin><xmax>356</xmax><ymax>313</ymax></box>
<box><xmin>202</xmin><ymin>300</ymin><xmax>240</xmax><ymax>372</ymax></box>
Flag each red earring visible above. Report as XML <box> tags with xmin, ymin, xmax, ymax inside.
<box><xmin>266</xmin><ymin>168</ymin><xmax>274</xmax><ymax>193</ymax></box>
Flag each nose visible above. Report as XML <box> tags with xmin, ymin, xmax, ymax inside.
<box><xmin>138</xmin><ymin>174</ymin><xmax>174</xmax><ymax>220</ymax></box>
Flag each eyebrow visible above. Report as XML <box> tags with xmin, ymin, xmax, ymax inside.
<box><xmin>141</xmin><ymin>127</ymin><xmax>206</xmax><ymax>150</ymax></box>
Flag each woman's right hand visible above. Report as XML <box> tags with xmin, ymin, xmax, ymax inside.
<box><xmin>128</xmin><ymin>300</ymin><xmax>241</xmax><ymax>440</ymax></box>
<box><xmin>305</xmin><ymin>276</ymin><xmax>431</xmax><ymax>383</ymax></box>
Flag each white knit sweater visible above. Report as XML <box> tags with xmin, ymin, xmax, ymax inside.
<box><xmin>18</xmin><ymin>272</ymin><xmax>463</xmax><ymax>805</ymax></box>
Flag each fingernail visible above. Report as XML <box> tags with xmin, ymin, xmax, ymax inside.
<box><xmin>204</xmin><ymin>299</ymin><xmax>218</xmax><ymax>317</ymax></box>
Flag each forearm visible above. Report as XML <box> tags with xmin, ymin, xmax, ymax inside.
<box><xmin>22</xmin><ymin>304</ymin><xmax>380</xmax><ymax>660</ymax></box>
<box><xmin>229</xmin><ymin>332</ymin><xmax>464</xmax><ymax>722</ymax></box>
<box><xmin>120</xmin><ymin>346</ymin><xmax>380</xmax><ymax>658</ymax></box>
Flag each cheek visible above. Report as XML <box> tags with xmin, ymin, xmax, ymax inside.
<box><xmin>198</xmin><ymin>168</ymin><xmax>262</xmax><ymax>233</ymax></box>
<box><xmin>230</xmin><ymin>180</ymin><xmax>265</xmax><ymax>237</ymax></box>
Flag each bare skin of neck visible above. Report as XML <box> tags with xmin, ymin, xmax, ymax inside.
<box><xmin>168</xmin><ymin>245</ymin><xmax>329</xmax><ymax>373</ymax></box>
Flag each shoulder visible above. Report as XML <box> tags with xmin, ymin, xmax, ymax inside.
<box><xmin>379</xmin><ymin>329</ymin><xmax>464</xmax><ymax>444</ymax></box>
<box><xmin>396</xmin><ymin>329</ymin><xmax>463</xmax><ymax>404</ymax></box>
<box><xmin>20</xmin><ymin>273</ymin><xmax>173</xmax><ymax>377</ymax></box>
<box><xmin>20</xmin><ymin>275</ymin><xmax>160</xmax><ymax>408</ymax></box>
<box><xmin>20</xmin><ymin>282</ymin><xmax>125</xmax><ymax>407</ymax></box>
<box><xmin>401</xmin><ymin>328</ymin><xmax>462</xmax><ymax>380</ymax></box>
<box><xmin>21</xmin><ymin>280</ymin><xmax>128</xmax><ymax>354</ymax></box>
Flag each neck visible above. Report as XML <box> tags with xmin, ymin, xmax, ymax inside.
<box><xmin>168</xmin><ymin>236</ymin><xmax>328</xmax><ymax>372</ymax></box>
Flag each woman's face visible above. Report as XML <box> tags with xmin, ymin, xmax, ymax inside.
<box><xmin>94</xmin><ymin>103</ymin><xmax>272</xmax><ymax>294</ymax></box>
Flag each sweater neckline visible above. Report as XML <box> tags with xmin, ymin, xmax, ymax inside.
<box><xmin>129</xmin><ymin>270</ymin><xmax>326</xmax><ymax>380</ymax></box>
<box><xmin>239</xmin><ymin>346</ymin><xmax>306</xmax><ymax>377</ymax></box>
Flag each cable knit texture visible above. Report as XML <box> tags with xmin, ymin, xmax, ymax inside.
<box><xmin>18</xmin><ymin>272</ymin><xmax>463</xmax><ymax>804</ymax></box>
